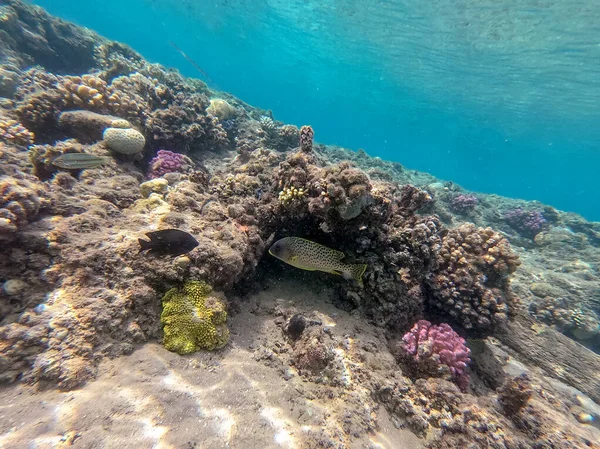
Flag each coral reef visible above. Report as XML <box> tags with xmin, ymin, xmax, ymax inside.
<box><xmin>146</xmin><ymin>92</ymin><xmax>229</xmax><ymax>153</ymax></box>
<box><xmin>57</xmin><ymin>110</ymin><xmax>124</xmax><ymax>143</ymax></box>
<box><xmin>0</xmin><ymin>3</ymin><xmax>599</xmax><ymax>448</ymax></box>
<box><xmin>160</xmin><ymin>281</ymin><xmax>229</xmax><ymax>355</ymax></box>
<box><xmin>396</xmin><ymin>320</ymin><xmax>471</xmax><ymax>390</ymax></box>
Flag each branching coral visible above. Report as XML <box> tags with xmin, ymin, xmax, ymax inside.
<box><xmin>160</xmin><ymin>280</ymin><xmax>229</xmax><ymax>355</ymax></box>
<box><xmin>0</xmin><ymin>117</ymin><xmax>34</xmax><ymax>145</ymax></box>
<box><xmin>58</xmin><ymin>74</ymin><xmax>108</xmax><ymax>109</ymax></box>
<box><xmin>427</xmin><ymin>223</ymin><xmax>521</xmax><ymax>330</ymax></box>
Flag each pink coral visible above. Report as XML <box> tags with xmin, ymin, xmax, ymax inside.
<box><xmin>401</xmin><ymin>320</ymin><xmax>471</xmax><ymax>390</ymax></box>
<box><xmin>147</xmin><ymin>149</ymin><xmax>192</xmax><ymax>179</ymax></box>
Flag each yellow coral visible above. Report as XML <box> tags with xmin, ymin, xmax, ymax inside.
<box><xmin>160</xmin><ymin>281</ymin><xmax>229</xmax><ymax>355</ymax></box>
<box><xmin>60</xmin><ymin>75</ymin><xmax>108</xmax><ymax>108</ymax></box>
<box><xmin>278</xmin><ymin>186</ymin><xmax>306</xmax><ymax>204</ymax></box>
<box><xmin>0</xmin><ymin>118</ymin><xmax>35</xmax><ymax>146</ymax></box>
<box><xmin>206</xmin><ymin>98</ymin><xmax>236</xmax><ymax>120</ymax></box>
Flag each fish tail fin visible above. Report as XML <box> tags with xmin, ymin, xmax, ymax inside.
<box><xmin>138</xmin><ymin>238</ymin><xmax>152</xmax><ymax>253</ymax></box>
<box><xmin>340</xmin><ymin>264</ymin><xmax>367</xmax><ymax>287</ymax></box>
<box><xmin>353</xmin><ymin>263</ymin><xmax>367</xmax><ymax>288</ymax></box>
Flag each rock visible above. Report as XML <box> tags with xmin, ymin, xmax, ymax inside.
<box><xmin>58</xmin><ymin>110</ymin><xmax>127</xmax><ymax>143</ymax></box>
<box><xmin>174</xmin><ymin>256</ymin><xmax>190</xmax><ymax>269</ymax></box>
<box><xmin>496</xmin><ymin>313</ymin><xmax>600</xmax><ymax>403</ymax></box>
<box><xmin>140</xmin><ymin>178</ymin><xmax>168</xmax><ymax>198</ymax></box>
<box><xmin>529</xmin><ymin>282</ymin><xmax>564</xmax><ymax>298</ymax></box>
<box><xmin>2</xmin><ymin>279</ymin><xmax>27</xmax><ymax>295</ymax></box>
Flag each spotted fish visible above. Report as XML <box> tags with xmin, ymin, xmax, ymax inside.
<box><xmin>269</xmin><ymin>237</ymin><xmax>367</xmax><ymax>287</ymax></box>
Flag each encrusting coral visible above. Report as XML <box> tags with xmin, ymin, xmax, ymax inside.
<box><xmin>160</xmin><ymin>280</ymin><xmax>229</xmax><ymax>355</ymax></box>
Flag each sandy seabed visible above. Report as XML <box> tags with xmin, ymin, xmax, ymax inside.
<box><xmin>0</xmin><ymin>278</ymin><xmax>423</xmax><ymax>449</ymax></box>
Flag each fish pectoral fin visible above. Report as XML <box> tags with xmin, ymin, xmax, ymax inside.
<box><xmin>138</xmin><ymin>238</ymin><xmax>152</xmax><ymax>252</ymax></box>
<box><xmin>332</xmin><ymin>250</ymin><xmax>346</xmax><ymax>260</ymax></box>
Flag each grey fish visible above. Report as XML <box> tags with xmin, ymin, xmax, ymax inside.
<box><xmin>138</xmin><ymin>229</ymin><xmax>199</xmax><ymax>256</ymax></box>
<box><xmin>52</xmin><ymin>153</ymin><xmax>110</xmax><ymax>169</ymax></box>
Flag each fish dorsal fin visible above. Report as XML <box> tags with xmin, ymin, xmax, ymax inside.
<box><xmin>296</xmin><ymin>237</ymin><xmax>345</xmax><ymax>260</ymax></box>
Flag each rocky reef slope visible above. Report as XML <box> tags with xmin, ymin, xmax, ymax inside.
<box><xmin>0</xmin><ymin>1</ymin><xmax>599</xmax><ymax>447</ymax></box>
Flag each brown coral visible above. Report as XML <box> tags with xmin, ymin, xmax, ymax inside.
<box><xmin>0</xmin><ymin>172</ymin><xmax>49</xmax><ymax>237</ymax></box>
<box><xmin>146</xmin><ymin>92</ymin><xmax>229</xmax><ymax>153</ymax></box>
<box><xmin>15</xmin><ymin>68</ymin><xmax>64</xmax><ymax>134</ymax></box>
<box><xmin>0</xmin><ymin>117</ymin><xmax>34</xmax><ymax>145</ymax></box>
<box><xmin>427</xmin><ymin>223</ymin><xmax>521</xmax><ymax>330</ymax></box>
<box><xmin>58</xmin><ymin>74</ymin><xmax>108</xmax><ymax>109</ymax></box>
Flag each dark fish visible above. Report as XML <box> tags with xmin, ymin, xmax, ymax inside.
<box><xmin>138</xmin><ymin>229</ymin><xmax>199</xmax><ymax>256</ymax></box>
<box><xmin>52</xmin><ymin>153</ymin><xmax>110</xmax><ymax>169</ymax></box>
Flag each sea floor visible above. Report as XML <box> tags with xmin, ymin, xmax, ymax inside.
<box><xmin>0</xmin><ymin>279</ymin><xmax>424</xmax><ymax>449</ymax></box>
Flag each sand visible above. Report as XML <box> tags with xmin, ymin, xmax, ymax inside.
<box><xmin>0</xmin><ymin>278</ymin><xmax>424</xmax><ymax>449</ymax></box>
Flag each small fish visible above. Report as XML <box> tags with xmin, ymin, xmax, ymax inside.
<box><xmin>138</xmin><ymin>229</ymin><xmax>199</xmax><ymax>256</ymax></box>
<box><xmin>269</xmin><ymin>237</ymin><xmax>367</xmax><ymax>287</ymax></box>
<box><xmin>52</xmin><ymin>153</ymin><xmax>110</xmax><ymax>169</ymax></box>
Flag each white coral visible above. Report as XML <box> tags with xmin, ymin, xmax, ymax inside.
<box><xmin>103</xmin><ymin>127</ymin><xmax>145</xmax><ymax>155</ymax></box>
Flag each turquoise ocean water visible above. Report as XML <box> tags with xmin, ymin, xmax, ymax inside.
<box><xmin>32</xmin><ymin>0</ymin><xmax>600</xmax><ymax>220</ymax></box>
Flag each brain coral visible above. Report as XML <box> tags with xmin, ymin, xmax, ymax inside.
<box><xmin>102</xmin><ymin>126</ymin><xmax>145</xmax><ymax>154</ymax></box>
<box><xmin>160</xmin><ymin>281</ymin><xmax>229</xmax><ymax>355</ymax></box>
<box><xmin>206</xmin><ymin>98</ymin><xmax>237</xmax><ymax>120</ymax></box>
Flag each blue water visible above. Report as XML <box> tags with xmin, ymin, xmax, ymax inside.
<box><xmin>32</xmin><ymin>0</ymin><xmax>600</xmax><ymax>221</ymax></box>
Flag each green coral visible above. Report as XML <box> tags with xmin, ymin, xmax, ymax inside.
<box><xmin>160</xmin><ymin>281</ymin><xmax>229</xmax><ymax>355</ymax></box>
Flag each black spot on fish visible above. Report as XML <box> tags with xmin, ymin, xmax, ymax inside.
<box><xmin>138</xmin><ymin>229</ymin><xmax>199</xmax><ymax>256</ymax></box>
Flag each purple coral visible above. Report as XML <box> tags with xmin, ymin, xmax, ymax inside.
<box><xmin>401</xmin><ymin>320</ymin><xmax>471</xmax><ymax>391</ymax></box>
<box><xmin>147</xmin><ymin>149</ymin><xmax>191</xmax><ymax>179</ymax></box>
<box><xmin>450</xmin><ymin>194</ymin><xmax>479</xmax><ymax>214</ymax></box>
<box><xmin>504</xmin><ymin>208</ymin><xmax>547</xmax><ymax>239</ymax></box>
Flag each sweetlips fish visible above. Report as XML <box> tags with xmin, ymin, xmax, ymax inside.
<box><xmin>138</xmin><ymin>229</ymin><xmax>198</xmax><ymax>256</ymax></box>
<box><xmin>269</xmin><ymin>237</ymin><xmax>367</xmax><ymax>287</ymax></box>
